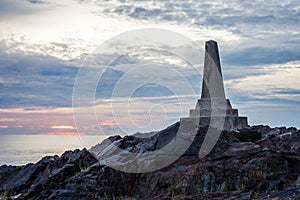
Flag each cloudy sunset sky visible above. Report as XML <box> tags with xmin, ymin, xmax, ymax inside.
<box><xmin>0</xmin><ymin>0</ymin><xmax>300</xmax><ymax>136</ymax></box>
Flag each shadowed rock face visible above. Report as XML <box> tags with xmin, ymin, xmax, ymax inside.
<box><xmin>0</xmin><ymin>124</ymin><xmax>300</xmax><ymax>199</ymax></box>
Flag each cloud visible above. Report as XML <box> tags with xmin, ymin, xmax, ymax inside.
<box><xmin>222</xmin><ymin>45</ymin><xmax>300</xmax><ymax>66</ymax></box>
<box><xmin>0</xmin><ymin>0</ymin><xmax>49</xmax><ymax>18</ymax></box>
<box><xmin>88</xmin><ymin>0</ymin><xmax>300</xmax><ymax>31</ymax></box>
<box><xmin>26</xmin><ymin>0</ymin><xmax>48</xmax><ymax>4</ymax></box>
<box><xmin>83</xmin><ymin>0</ymin><xmax>300</xmax><ymax>65</ymax></box>
<box><xmin>0</xmin><ymin>35</ymin><xmax>202</xmax><ymax>110</ymax></box>
<box><xmin>0</xmin><ymin>35</ymin><xmax>95</xmax><ymax>60</ymax></box>
<box><xmin>0</xmin><ymin>107</ymin><xmax>77</xmax><ymax>135</ymax></box>
<box><xmin>225</xmin><ymin>61</ymin><xmax>300</xmax><ymax>108</ymax></box>
<box><xmin>0</xmin><ymin>42</ymin><xmax>79</xmax><ymax>108</ymax></box>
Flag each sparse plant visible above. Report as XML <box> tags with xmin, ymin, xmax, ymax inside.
<box><xmin>168</xmin><ymin>184</ymin><xmax>184</xmax><ymax>197</ymax></box>
<box><xmin>0</xmin><ymin>191</ymin><xmax>8</xmax><ymax>200</ymax></box>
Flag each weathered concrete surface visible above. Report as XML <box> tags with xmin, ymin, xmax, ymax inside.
<box><xmin>180</xmin><ymin>116</ymin><xmax>248</xmax><ymax>131</ymax></box>
<box><xmin>201</xmin><ymin>40</ymin><xmax>225</xmax><ymax>99</ymax></box>
<box><xmin>182</xmin><ymin>40</ymin><xmax>248</xmax><ymax>131</ymax></box>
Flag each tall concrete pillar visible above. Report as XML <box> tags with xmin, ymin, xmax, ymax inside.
<box><xmin>180</xmin><ymin>40</ymin><xmax>248</xmax><ymax>131</ymax></box>
<box><xmin>201</xmin><ymin>40</ymin><xmax>226</xmax><ymax>99</ymax></box>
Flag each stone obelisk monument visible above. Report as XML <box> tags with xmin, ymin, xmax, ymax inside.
<box><xmin>181</xmin><ymin>40</ymin><xmax>248</xmax><ymax>131</ymax></box>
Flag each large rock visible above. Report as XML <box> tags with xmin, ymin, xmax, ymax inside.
<box><xmin>0</xmin><ymin>148</ymin><xmax>97</xmax><ymax>199</ymax></box>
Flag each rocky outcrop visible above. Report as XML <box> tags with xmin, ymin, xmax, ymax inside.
<box><xmin>0</xmin><ymin>124</ymin><xmax>300</xmax><ymax>199</ymax></box>
<box><xmin>0</xmin><ymin>149</ymin><xmax>97</xmax><ymax>199</ymax></box>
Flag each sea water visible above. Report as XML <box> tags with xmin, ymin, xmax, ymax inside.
<box><xmin>0</xmin><ymin>135</ymin><xmax>107</xmax><ymax>166</ymax></box>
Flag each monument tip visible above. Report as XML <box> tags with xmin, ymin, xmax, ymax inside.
<box><xmin>205</xmin><ymin>40</ymin><xmax>218</xmax><ymax>50</ymax></box>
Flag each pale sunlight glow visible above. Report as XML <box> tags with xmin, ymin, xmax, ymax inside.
<box><xmin>50</xmin><ymin>125</ymin><xmax>76</xmax><ymax>129</ymax></box>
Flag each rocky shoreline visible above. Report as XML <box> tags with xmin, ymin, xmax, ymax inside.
<box><xmin>1</xmin><ymin>123</ymin><xmax>300</xmax><ymax>199</ymax></box>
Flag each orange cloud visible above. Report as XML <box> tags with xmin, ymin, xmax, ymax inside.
<box><xmin>98</xmin><ymin>119</ymin><xmax>119</xmax><ymax>127</ymax></box>
<box><xmin>0</xmin><ymin>126</ymin><xmax>9</xmax><ymax>128</ymax></box>
<box><xmin>13</xmin><ymin>125</ymin><xmax>23</xmax><ymax>128</ymax></box>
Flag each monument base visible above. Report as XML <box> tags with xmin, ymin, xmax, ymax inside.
<box><xmin>180</xmin><ymin>97</ymin><xmax>248</xmax><ymax>131</ymax></box>
<box><xmin>180</xmin><ymin>116</ymin><xmax>248</xmax><ymax>131</ymax></box>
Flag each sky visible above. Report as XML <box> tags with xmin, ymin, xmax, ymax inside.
<box><xmin>0</xmin><ymin>0</ymin><xmax>300</xmax><ymax>136</ymax></box>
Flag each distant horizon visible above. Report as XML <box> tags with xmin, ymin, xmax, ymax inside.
<box><xmin>0</xmin><ymin>122</ymin><xmax>299</xmax><ymax>136</ymax></box>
